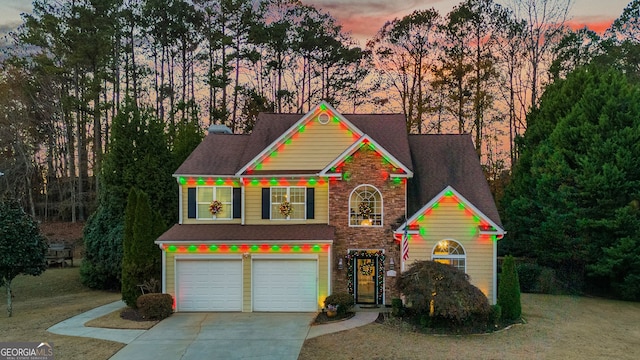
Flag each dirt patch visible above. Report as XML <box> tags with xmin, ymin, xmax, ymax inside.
<box><xmin>299</xmin><ymin>294</ymin><xmax>640</xmax><ymax>360</ymax></box>
<box><xmin>0</xmin><ymin>266</ymin><xmax>124</xmax><ymax>359</ymax></box>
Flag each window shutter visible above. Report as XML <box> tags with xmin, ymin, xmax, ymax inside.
<box><xmin>187</xmin><ymin>188</ymin><xmax>196</xmax><ymax>218</ymax></box>
<box><xmin>261</xmin><ymin>188</ymin><xmax>270</xmax><ymax>219</ymax></box>
<box><xmin>306</xmin><ymin>187</ymin><xmax>315</xmax><ymax>219</ymax></box>
<box><xmin>233</xmin><ymin>188</ymin><xmax>241</xmax><ymax>219</ymax></box>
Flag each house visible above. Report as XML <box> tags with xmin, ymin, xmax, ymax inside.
<box><xmin>155</xmin><ymin>102</ymin><xmax>505</xmax><ymax>312</ymax></box>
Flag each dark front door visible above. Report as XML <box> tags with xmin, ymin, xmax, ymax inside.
<box><xmin>355</xmin><ymin>257</ymin><xmax>377</xmax><ymax>304</ymax></box>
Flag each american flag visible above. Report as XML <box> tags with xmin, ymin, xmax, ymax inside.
<box><xmin>401</xmin><ymin>225</ymin><xmax>409</xmax><ymax>261</ymax></box>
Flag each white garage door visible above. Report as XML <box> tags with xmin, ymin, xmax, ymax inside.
<box><xmin>253</xmin><ymin>259</ymin><xmax>317</xmax><ymax>312</ymax></box>
<box><xmin>176</xmin><ymin>259</ymin><xmax>242</xmax><ymax>311</ymax></box>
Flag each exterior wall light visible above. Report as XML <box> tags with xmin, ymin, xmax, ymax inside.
<box><xmin>338</xmin><ymin>258</ymin><xmax>344</xmax><ymax>270</ymax></box>
<box><xmin>389</xmin><ymin>258</ymin><xmax>395</xmax><ymax>270</ymax></box>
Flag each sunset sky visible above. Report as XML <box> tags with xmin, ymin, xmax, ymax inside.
<box><xmin>0</xmin><ymin>0</ymin><xmax>632</xmax><ymax>44</ymax></box>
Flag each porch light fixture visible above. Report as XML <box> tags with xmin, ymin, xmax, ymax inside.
<box><xmin>389</xmin><ymin>258</ymin><xmax>395</xmax><ymax>270</ymax></box>
<box><xmin>338</xmin><ymin>258</ymin><xmax>344</xmax><ymax>270</ymax></box>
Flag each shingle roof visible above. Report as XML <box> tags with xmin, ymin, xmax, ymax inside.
<box><xmin>157</xmin><ymin>224</ymin><xmax>335</xmax><ymax>242</ymax></box>
<box><xmin>407</xmin><ymin>134</ymin><xmax>503</xmax><ymax>227</ymax></box>
<box><xmin>173</xmin><ymin>112</ymin><xmax>413</xmax><ymax>176</ymax></box>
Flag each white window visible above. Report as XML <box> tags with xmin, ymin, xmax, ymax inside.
<box><xmin>349</xmin><ymin>185</ymin><xmax>383</xmax><ymax>226</ymax></box>
<box><xmin>432</xmin><ymin>240</ymin><xmax>466</xmax><ymax>273</ymax></box>
<box><xmin>196</xmin><ymin>187</ymin><xmax>232</xmax><ymax>219</ymax></box>
<box><xmin>271</xmin><ymin>187</ymin><xmax>306</xmax><ymax>220</ymax></box>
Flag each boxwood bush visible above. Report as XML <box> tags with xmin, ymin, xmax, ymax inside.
<box><xmin>136</xmin><ymin>293</ymin><xmax>173</xmax><ymax>320</ymax></box>
<box><xmin>324</xmin><ymin>292</ymin><xmax>355</xmax><ymax>315</ymax></box>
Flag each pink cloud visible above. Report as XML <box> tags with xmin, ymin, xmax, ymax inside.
<box><xmin>566</xmin><ymin>16</ymin><xmax>615</xmax><ymax>34</ymax></box>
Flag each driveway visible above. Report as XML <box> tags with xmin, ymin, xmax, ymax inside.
<box><xmin>109</xmin><ymin>312</ymin><xmax>315</xmax><ymax>360</ymax></box>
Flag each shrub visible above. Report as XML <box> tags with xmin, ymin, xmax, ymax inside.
<box><xmin>81</xmin><ymin>203</ymin><xmax>124</xmax><ymax>290</ymax></box>
<box><xmin>391</xmin><ymin>298</ymin><xmax>405</xmax><ymax>317</ymax></box>
<box><xmin>324</xmin><ymin>292</ymin><xmax>355</xmax><ymax>315</ymax></box>
<box><xmin>498</xmin><ymin>255</ymin><xmax>522</xmax><ymax>321</ymax></box>
<box><xmin>516</xmin><ymin>262</ymin><xmax>543</xmax><ymax>293</ymax></box>
<box><xmin>490</xmin><ymin>304</ymin><xmax>502</xmax><ymax>324</ymax></box>
<box><xmin>538</xmin><ymin>267</ymin><xmax>561</xmax><ymax>294</ymax></box>
<box><xmin>136</xmin><ymin>293</ymin><xmax>173</xmax><ymax>320</ymax></box>
<box><xmin>397</xmin><ymin>260</ymin><xmax>491</xmax><ymax>324</ymax></box>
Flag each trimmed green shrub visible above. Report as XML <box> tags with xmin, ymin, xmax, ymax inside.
<box><xmin>498</xmin><ymin>255</ymin><xmax>522</xmax><ymax>321</ymax></box>
<box><xmin>324</xmin><ymin>292</ymin><xmax>355</xmax><ymax>315</ymax></box>
<box><xmin>490</xmin><ymin>304</ymin><xmax>502</xmax><ymax>324</ymax></box>
<box><xmin>136</xmin><ymin>293</ymin><xmax>173</xmax><ymax>320</ymax></box>
<box><xmin>516</xmin><ymin>262</ymin><xmax>543</xmax><ymax>293</ymax></box>
<box><xmin>391</xmin><ymin>298</ymin><xmax>405</xmax><ymax>317</ymax></box>
<box><xmin>397</xmin><ymin>260</ymin><xmax>491</xmax><ymax>323</ymax></box>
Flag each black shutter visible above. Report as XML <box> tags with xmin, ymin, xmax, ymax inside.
<box><xmin>233</xmin><ymin>188</ymin><xmax>241</xmax><ymax>218</ymax></box>
<box><xmin>261</xmin><ymin>188</ymin><xmax>270</xmax><ymax>219</ymax></box>
<box><xmin>306</xmin><ymin>187</ymin><xmax>315</xmax><ymax>219</ymax></box>
<box><xmin>187</xmin><ymin>188</ymin><xmax>196</xmax><ymax>218</ymax></box>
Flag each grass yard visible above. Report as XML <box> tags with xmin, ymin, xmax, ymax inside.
<box><xmin>0</xmin><ymin>266</ymin><xmax>124</xmax><ymax>360</ymax></box>
<box><xmin>299</xmin><ymin>294</ymin><xmax>640</xmax><ymax>360</ymax></box>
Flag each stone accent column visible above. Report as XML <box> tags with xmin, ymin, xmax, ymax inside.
<box><xmin>328</xmin><ymin>147</ymin><xmax>405</xmax><ymax>304</ymax></box>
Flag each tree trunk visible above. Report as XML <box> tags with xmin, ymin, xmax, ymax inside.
<box><xmin>6</xmin><ymin>280</ymin><xmax>12</xmax><ymax>317</ymax></box>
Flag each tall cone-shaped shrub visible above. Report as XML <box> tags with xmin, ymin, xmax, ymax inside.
<box><xmin>121</xmin><ymin>188</ymin><xmax>140</xmax><ymax>307</ymax></box>
<box><xmin>498</xmin><ymin>255</ymin><xmax>522</xmax><ymax>321</ymax></box>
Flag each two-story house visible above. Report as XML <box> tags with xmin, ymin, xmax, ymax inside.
<box><xmin>155</xmin><ymin>102</ymin><xmax>505</xmax><ymax>312</ymax></box>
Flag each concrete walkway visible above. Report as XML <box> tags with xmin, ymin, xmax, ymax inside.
<box><xmin>47</xmin><ymin>301</ymin><xmax>146</xmax><ymax>344</ymax></box>
<box><xmin>47</xmin><ymin>301</ymin><xmax>379</xmax><ymax>359</ymax></box>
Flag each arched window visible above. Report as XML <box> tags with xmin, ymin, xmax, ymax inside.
<box><xmin>349</xmin><ymin>185</ymin><xmax>383</xmax><ymax>226</ymax></box>
<box><xmin>432</xmin><ymin>240</ymin><xmax>466</xmax><ymax>273</ymax></box>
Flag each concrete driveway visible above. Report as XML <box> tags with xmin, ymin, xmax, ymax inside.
<box><xmin>109</xmin><ymin>312</ymin><xmax>315</xmax><ymax>360</ymax></box>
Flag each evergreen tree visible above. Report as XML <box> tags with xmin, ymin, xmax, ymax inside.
<box><xmin>0</xmin><ymin>200</ymin><xmax>49</xmax><ymax>317</ymax></box>
<box><xmin>498</xmin><ymin>255</ymin><xmax>521</xmax><ymax>321</ymax></box>
<box><xmin>121</xmin><ymin>188</ymin><xmax>139</xmax><ymax>307</ymax></box>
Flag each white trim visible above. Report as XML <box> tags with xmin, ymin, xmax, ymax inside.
<box><xmin>178</xmin><ymin>178</ymin><xmax>184</xmax><ymax>224</ymax></box>
<box><xmin>241</xmin><ymin>177</ymin><xmax>246</xmax><ymax>225</ymax></box>
<box><xmin>346</xmin><ymin>248</ymin><xmax>386</xmax><ymax>305</ymax></box>
<box><xmin>319</xmin><ymin>134</ymin><xmax>413</xmax><ymax>178</ymax></box>
<box><xmin>174</xmin><ymin>254</ymin><xmax>243</xmax><ymax>260</ymax></box>
<box><xmin>250</xmin><ymin>254</ymin><xmax>318</xmax><ymax>260</ymax></box>
<box><xmin>161</xmin><ymin>249</ymin><xmax>166</xmax><ymax>293</ymax></box>
<box><xmin>195</xmin><ymin>186</ymin><xmax>233</xmax><ymax>220</ymax></box>
<box><xmin>493</xmin><ymin>237</ymin><xmax>497</xmax><ymax>304</ymax></box>
<box><xmin>235</xmin><ymin>101</ymin><xmax>364</xmax><ymax>176</ymax></box>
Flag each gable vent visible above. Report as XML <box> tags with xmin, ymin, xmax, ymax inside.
<box><xmin>208</xmin><ymin>124</ymin><xmax>233</xmax><ymax>134</ymax></box>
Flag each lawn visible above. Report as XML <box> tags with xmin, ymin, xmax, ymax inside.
<box><xmin>0</xmin><ymin>266</ymin><xmax>124</xmax><ymax>360</ymax></box>
<box><xmin>3</xmin><ymin>267</ymin><xmax>640</xmax><ymax>360</ymax></box>
<box><xmin>299</xmin><ymin>293</ymin><xmax>640</xmax><ymax>360</ymax></box>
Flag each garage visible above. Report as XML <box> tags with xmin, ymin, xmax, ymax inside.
<box><xmin>176</xmin><ymin>258</ymin><xmax>242</xmax><ymax>311</ymax></box>
<box><xmin>252</xmin><ymin>258</ymin><xmax>317</xmax><ymax>312</ymax></box>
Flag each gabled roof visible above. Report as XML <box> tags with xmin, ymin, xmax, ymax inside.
<box><xmin>156</xmin><ymin>224</ymin><xmax>335</xmax><ymax>242</ymax></box>
<box><xmin>174</xmin><ymin>106</ymin><xmax>413</xmax><ymax>177</ymax></box>
<box><xmin>396</xmin><ymin>185</ymin><xmax>504</xmax><ymax>236</ymax></box>
<box><xmin>406</xmin><ymin>134</ymin><xmax>503</xmax><ymax>227</ymax></box>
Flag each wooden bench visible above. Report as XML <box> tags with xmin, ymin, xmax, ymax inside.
<box><xmin>47</xmin><ymin>243</ymin><xmax>74</xmax><ymax>267</ymax></box>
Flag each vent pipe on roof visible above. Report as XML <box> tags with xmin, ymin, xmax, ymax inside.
<box><xmin>208</xmin><ymin>124</ymin><xmax>233</xmax><ymax>134</ymax></box>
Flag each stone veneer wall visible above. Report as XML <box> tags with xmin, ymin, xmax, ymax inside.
<box><xmin>328</xmin><ymin>147</ymin><xmax>406</xmax><ymax>304</ymax></box>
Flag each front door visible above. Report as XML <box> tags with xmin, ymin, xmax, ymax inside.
<box><xmin>355</xmin><ymin>257</ymin><xmax>377</xmax><ymax>304</ymax></box>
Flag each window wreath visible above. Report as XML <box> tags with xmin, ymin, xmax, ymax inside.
<box><xmin>358</xmin><ymin>202</ymin><xmax>372</xmax><ymax>218</ymax></box>
<box><xmin>209</xmin><ymin>200</ymin><xmax>223</xmax><ymax>215</ymax></box>
<box><xmin>279</xmin><ymin>201</ymin><xmax>293</xmax><ymax>217</ymax></box>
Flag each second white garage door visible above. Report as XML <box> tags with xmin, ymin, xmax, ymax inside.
<box><xmin>252</xmin><ymin>259</ymin><xmax>317</xmax><ymax>312</ymax></box>
<box><xmin>176</xmin><ymin>259</ymin><xmax>242</xmax><ymax>312</ymax></box>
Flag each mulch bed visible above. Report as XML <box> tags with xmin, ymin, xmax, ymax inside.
<box><xmin>120</xmin><ymin>307</ymin><xmax>149</xmax><ymax>322</ymax></box>
<box><xmin>313</xmin><ymin>311</ymin><xmax>356</xmax><ymax>325</ymax></box>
